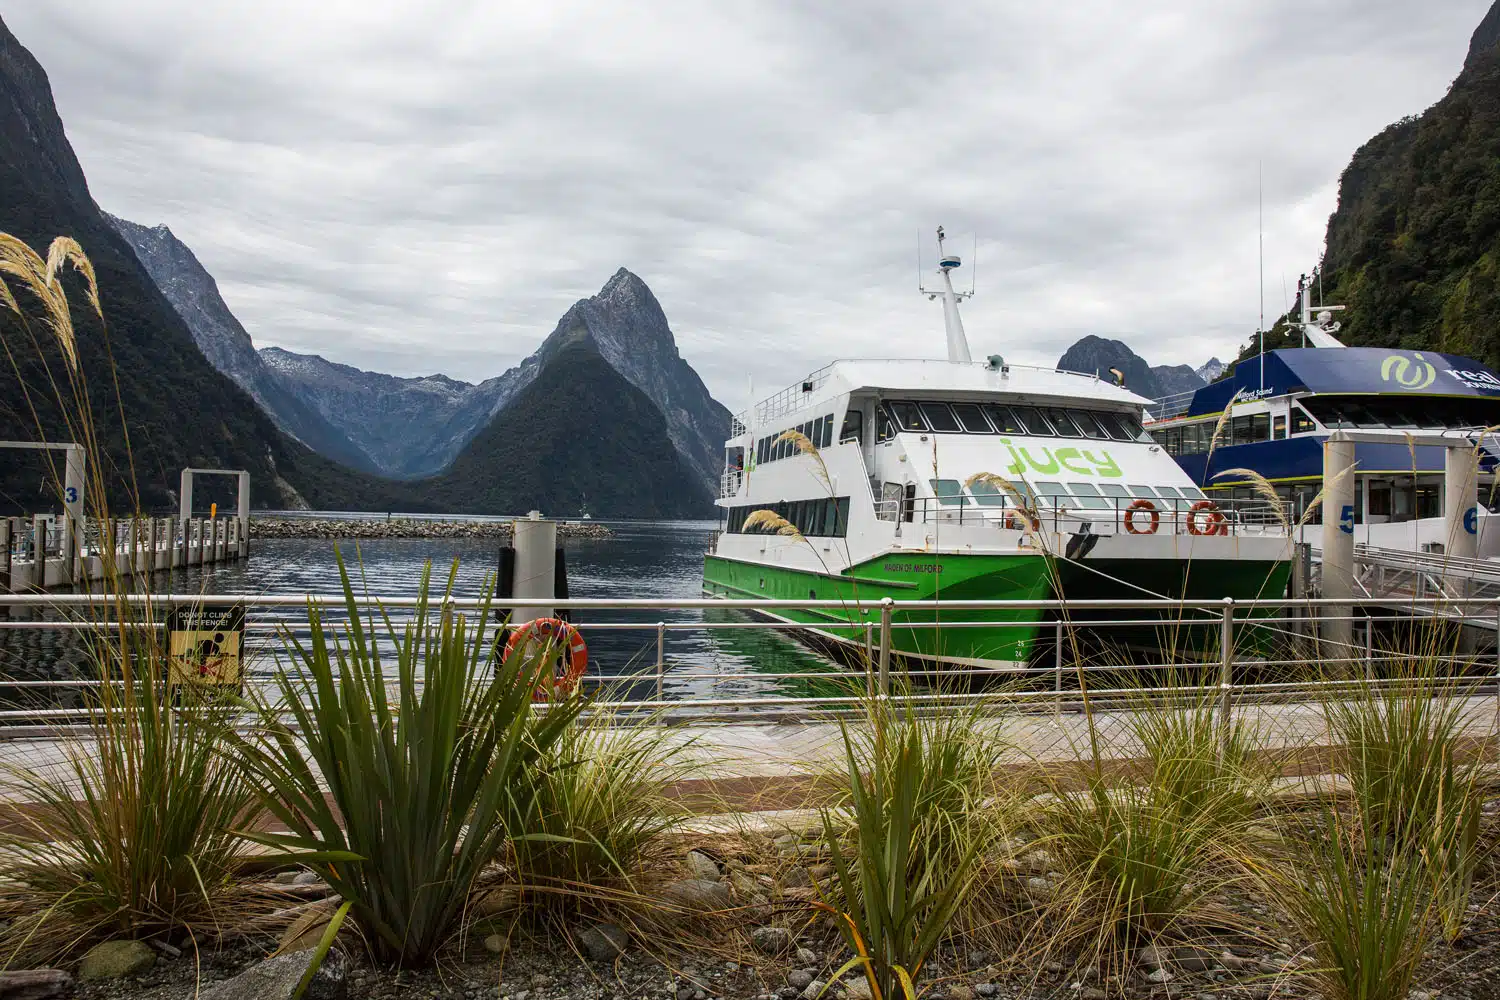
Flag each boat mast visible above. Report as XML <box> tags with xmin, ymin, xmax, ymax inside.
<box><xmin>922</xmin><ymin>226</ymin><xmax>974</xmax><ymax>364</ymax></box>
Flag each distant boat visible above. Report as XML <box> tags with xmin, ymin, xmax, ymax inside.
<box><xmin>1147</xmin><ymin>275</ymin><xmax>1500</xmax><ymax>556</ymax></box>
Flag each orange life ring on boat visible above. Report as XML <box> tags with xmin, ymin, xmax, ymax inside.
<box><xmin>1123</xmin><ymin>499</ymin><xmax>1160</xmax><ymax>535</ymax></box>
<box><xmin>503</xmin><ymin>617</ymin><xmax>588</xmax><ymax>700</ymax></box>
<box><xmin>1186</xmin><ymin>499</ymin><xmax>1226</xmax><ymax>536</ymax></box>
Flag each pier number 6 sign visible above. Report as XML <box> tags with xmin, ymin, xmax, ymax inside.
<box><xmin>166</xmin><ymin>603</ymin><xmax>245</xmax><ymax>689</ymax></box>
<box><xmin>1465</xmin><ymin>506</ymin><xmax>1479</xmax><ymax>535</ymax></box>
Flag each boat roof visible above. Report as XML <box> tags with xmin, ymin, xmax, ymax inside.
<box><xmin>740</xmin><ymin>359</ymin><xmax>1151</xmax><ymax>430</ymax></box>
<box><xmin>1154</xmin><ymin>347</ymin><xmax>1500</xmax><ymax>420</ymax></box>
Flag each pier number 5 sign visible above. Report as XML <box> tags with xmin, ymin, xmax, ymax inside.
<box><xmin>166</xmin><ymin>603</ymin><xmax>245</xmax><ymax>689</ymax></box>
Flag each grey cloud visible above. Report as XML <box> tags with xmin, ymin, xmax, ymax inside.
<box><xmin>3</xmin><ymin>0</ymin><xmax>1491</xmax><ymax>406</ymax></box>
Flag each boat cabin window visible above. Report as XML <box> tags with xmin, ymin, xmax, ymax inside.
<box><xmin>839</xmin><ymin>408</ymin><xmax>863</xmax><ymax>444</ymax></box>
<box><xmin>1043</xmin><ymin>408</ymin><xmax>1081</xmax><ymax>436</ymax></box>
<box><xmin>727</xmin><ymin>498</ymin><xmax>850</xmax><ymax>538</ymax></box>
<box><xmin>1272</xmin><ymin>414</ymin><xmax>1287</xmax><ymax>440</ymax></box>
<box><xmin>1093</xmin><ymin>412</ymin><xmax>1130</xmax><ymax>441</ymax></box>
<box><xmin>1116</xmin><ymin>413</ymin><xmax>1153</xmax><ymax>442</ymax></box>
<box><xmin>1033</xmin><ymin>481</ymin><xmax>1068</xmax><ymax>507</ymax></box>
<box><xmin>1290</xmin><ymin>404</ymin><xmax>1317</xmax><ymax>435</ymax></box>
<box><xmin>1181</xmin><ymin>486</ymin><xmax>1206</xmax><ymax>500</ymax></box>
<box><xmin>1011</xmin><ymin>406</ymin><xmax>1054</xmax><ymax>435</ymax></box>
<box><xmin>1066</xmin><ymin>482</ymin><xmax>1110</xmax><ymax>509</ymax></box>
<box><xmin>888</xmin><ymin>401</ymin><xmax>927</xmax><ymax>432</ymax></box>
<box><xmin>920</xmin><ymin>403</ymin><xmax>963</xmax><ymax>433</ymax></box>
<box><xmin>1155</xmin><ymin>485</ymin><xmax>1182</xmax><ymax>498</ymax></box>
<box><xmin>1128</xmin><ymin>484</ymin><xmax>1157</xmax><ymax>499</ymax></box>
<box><xmin>1099</xmin><ymin>483</ymin><xmax>1130</xmax><ymax>499</ymax></box>
<box><xmin>876</xmin><ymin>405</ymin><xmax>896</xmax><ymax>442</ymax></box>
<box><xmin>967</xmin><ymin>477</ymin><xmax>1012</xmax><ymax>507</ymax></box>
<box><xmin>950</xmin><ymin>402</ymin><xmax>995</xmax><ymax>433</ymax></box>
<box><xmin>929</xmin><ymin>478</ymin><xmax>968</xmax><ymax>505</ymax></box>
<box><xmin>1071</xmin><ymin>411</ymin><xmax>1107</xmax><ymax>439</ymax></box>
<box><xmin>982</xmin><ymin>404</ymin><xmax>1022</xmax><ymax>434</ymax></box>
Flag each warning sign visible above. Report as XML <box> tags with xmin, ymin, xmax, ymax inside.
<box><xmin>166</xmin><ymin>603</ymin><xmax>245</xmax><ymax>688</ymax></box>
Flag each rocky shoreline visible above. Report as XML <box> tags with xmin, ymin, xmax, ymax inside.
<box><xmin>249</xmin><ymin>517</ymin><xmax>613</xmax><ymax>541</ymax></box>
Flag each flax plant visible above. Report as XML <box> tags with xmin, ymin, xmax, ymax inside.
<box><xmin>235</xmin><ymin>552</ymin><xmax>585</xmax><ymax>966</ymax></box>
<box><xmin>814</xmin><ymin>697</ymin><xmax>992</xmax><ymax>1000</ymax></box>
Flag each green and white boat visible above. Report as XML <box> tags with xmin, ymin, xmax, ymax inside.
<box><xmin>702</xmin><ymin>229</ymin><xmax>1294</xmax><ymax>670</ymax></box>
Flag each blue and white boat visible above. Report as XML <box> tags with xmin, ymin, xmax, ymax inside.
<box><xmin>1147</xmin><ymin>282</ymin><xmax>1500</xmax><ymax>555</ymax></box>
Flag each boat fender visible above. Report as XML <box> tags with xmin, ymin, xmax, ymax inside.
<box><xmin>503</xmin><ymin>617</ymin><xmax>588</xmax><ymax>700</ymax></box>
<box><xmin>1124</xmin><ymin>499</ymin><xmax>1160</xmax><ymax>535</ymax></box>
<box><xmin>1186</xmin><ymin>500</ymin><xmax>1227</xmax><ymax>537</ymax></box>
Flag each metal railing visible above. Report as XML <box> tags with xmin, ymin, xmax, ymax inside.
<box><xmin>869</xmin><ymin>494</ymin><xmax>1290</xmax><ymax>536</ymax></box>
<box><xmin>0</xmin><ymin>593</ymin><xmax>1493</xmax><ymax>726</ymax></box>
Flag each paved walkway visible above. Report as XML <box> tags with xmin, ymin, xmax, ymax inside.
<box><xmin>0</xmin><ymin>696</ymin><xmax>1493</xmax><ymax>807</ymax></box>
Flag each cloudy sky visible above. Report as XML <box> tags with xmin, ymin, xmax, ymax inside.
<box><xmin>5</xmin><ymin>1</ymin><xmax>1491</xmax><ymax>406</ymax></box>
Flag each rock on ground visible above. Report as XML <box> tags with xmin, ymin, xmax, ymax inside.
<box><xmin>576</xmin><ymin>923</ymin><xmax>629</xmax><ymax>962</ymax></box>
<box><xmin>660</xmin><ymin>878</ymin><xmax>732</xmax><ymax>912</ymax></box>
<box><xmin>751</xmin><ymin>927</ymin><xmax>793</xmax><ymax>955</ymax></box>
<box><xmin>200</xmin><ymin>950</ymin><xmax>346</xmax><ymax>1000</ymax></box>
<box><xmin>79</xmin><ymin>941</ymin><xmax>156</xmax><ymax>981</ymax></box>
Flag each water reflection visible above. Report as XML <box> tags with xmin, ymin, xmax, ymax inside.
<box><xmin>0</xmin><ymin>520</ymin><xmax>842</xmax><ymax>707</ymax></box>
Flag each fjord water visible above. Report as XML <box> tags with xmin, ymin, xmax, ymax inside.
<box><xmin>0</xmin><ymin>519</ymin><xmax>838</xmax><ymax>707</ymax></box>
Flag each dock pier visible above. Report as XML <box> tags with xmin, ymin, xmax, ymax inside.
<box><xmin>0</xmin><ymin>464</ymin><xmax>250</xmax><ymax>592</ymax></box>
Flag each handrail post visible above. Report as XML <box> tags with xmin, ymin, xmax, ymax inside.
<box><xmin>1219</xmin><ymin>597</ymin><xmax>1234</xmax><ymax>740</ymax></box>
<box><xmin>878</xmin><ymin>597</ymin><xmax>893</xmax><ymax>698</ymax></box>
<box><xmin>1054</xmin><ymin>619</ymin><xmax>1063</xmax><ymax>695</ymax></box>
<box><xmin>1364</xmin><ymin>614</ymin><xmax>1374</xmax><ymax>679</ymax></box>
<box><xmin>655</xmin><ymin>621</ymin><xmax>665</xmax><ymax>700</ymax></box>
<box><xmin>864</xmin><ymin>620</ymin><xmax>875</xmax><ymax>697</ymax></box>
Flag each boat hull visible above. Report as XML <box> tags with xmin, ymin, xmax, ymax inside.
<box><xmin>702</xmin><ymin>551</ymin><xmax>1291</xmax><ymax>670</ymax></box>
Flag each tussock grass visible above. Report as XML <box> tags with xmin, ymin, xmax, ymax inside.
<box><xmin>0</xmin><ymin>650</ymin><xmax>256</xmax><ymax>962</ymax></box>
<box><xmin>1322</xmin><ymin>665</ymin><xmax>1486</xmax><ymax>942</ymax></box>
<box><xmin>1259</xmin><ymin>808</ymin><xmax>1441</xmax><ymax>1000</ymax></box>
<box><xmin>1031</xmin><ymin>683</ymin><xmax>1271</xmax><ymax>969</ymax></box>
<box><xmin>507</xmin><ymin>707</ymin><xmax>697</xmax><ymax>901</ymax></box>
<box><xmin>235</xmin><ymin>552</ymin><xmax>586</xmax><ymax>966</ymax></box>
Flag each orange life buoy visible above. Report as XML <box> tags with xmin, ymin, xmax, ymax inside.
<box><xmin>1186</xmin><ymin>499</ymin><xmax>1226</xmax><ymax>536</ymax></box>
<box><xmin>503</xmin><ymin>617</ymin><xmax>588</xmax><ymax>700</ymax></box>
<box><xmin>1123</xmin><ymin>499</ymin><xmax>1160</xmax><ymax>535</ymax></box>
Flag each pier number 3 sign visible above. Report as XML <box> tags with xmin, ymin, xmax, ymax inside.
<box><xmin>166</xmin><ymin>603</ymin><xmax>245</xmax><ymax>688</ymax></box>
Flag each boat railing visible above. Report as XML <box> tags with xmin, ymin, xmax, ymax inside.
<box><xmin>719</xmin><ymin>467</ymin><xmax>745</xmax><ymax>499</ymax></box>
<box><xmin>876</xmin><ymin>494</ymin><xmax>1291</xmax><ymax>537</ymax></box>
<box><xmin>1147</xmin><ymin>389</ymin><xmax>1198</xmax><ymax>421</ymax></box>
<box><xmin>732</xmin><ymin>364</ymin><xmax>837</xmax><ymax>430</ymax></box>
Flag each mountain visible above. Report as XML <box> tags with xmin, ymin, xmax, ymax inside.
<box><xmin>0</xmin><ymin>13</ymin><xmax>400</xmax><ymax>513</ymax></box>
<box><xmin>532</xmin><ymin>269</ymin><xmax>731</xmax><ymax>494</ymax></box>
<box><xmin>1055</xmin><ymin>336</ymin><xmax>1208</xmax><ymax>400</ymax></box>
<box><xmin>104</xmin><ymin>214</ymin><xmax>380</xmax><ymax>473</ymax></box>
<box><xmin>423</xmin><ymin>336</ymin><xmax>713</xmax><ymax>518</ymax></box>
<box><xmin>1233</xmin><ymin>1</ymin><xmax>1500</xmax><ymax>367</ymax></box>
<box><xmin>257</xmin><ymin>347</ymin><xmax>518</xmax><ymax>479</ymax></box>
<box><xmin>1195</xmin><ymin>357</ymin><xmax>1225</xmax><ymax>383</ymax></box>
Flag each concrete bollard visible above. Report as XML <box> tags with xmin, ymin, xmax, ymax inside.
<box><xmin>511</xmin><ymin>512</ymin><xmax>557</xmax><ymax>624</ymax></box>
<box><xmin>1321</xmin><ymin>433</ymin><xmax>1356</xmax><ymax>661</ymax></box>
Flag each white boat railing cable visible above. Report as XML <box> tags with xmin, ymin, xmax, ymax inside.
<box><xmin>0</xmin><ymin>593</ymin><xmax>1493</xmax><ymax>726</ymax></box>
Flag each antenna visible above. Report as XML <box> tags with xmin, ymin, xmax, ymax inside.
<box><xmin>919</xmin><ymin>226</ymin><xmax>974</xmax><ymax>364</ymax></box>
<box><xmin>1257</xmin><ymin>162</ymin><xmax>1264</xmax><ymax>391</ymax></box>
